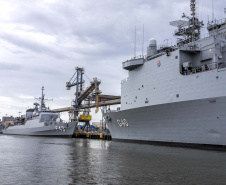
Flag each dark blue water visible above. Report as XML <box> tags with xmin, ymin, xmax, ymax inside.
<box><xmin>0</xmin><ymin>135</ymin><xmax>226</xmax><ymax>185</ymax></box>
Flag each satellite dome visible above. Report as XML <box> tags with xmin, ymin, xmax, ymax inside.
<box><xmin>147</xmin><ymin>38</ymin><xmax>157</xmax><ymax>57</ymax></box>
<box><xmin>149</xmin><ymin>38</ymin><xmax>157</xmax><ymax>46</ymax></box>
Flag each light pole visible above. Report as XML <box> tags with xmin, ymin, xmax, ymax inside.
<box><xmin>18</xmin><ymin>112</ymin><xmax>21</xmax><ymax>125</ymax></box>
<box><xmin>5</xmin><ymin>114</ymin><xmax>8</xmax><ymax>129</ymax></box>
<box><xmin>224</xmin><ymin>8</ymin><xmax>226</xmax><ymax>19</ymax></box>
<box><xmin>101</xmin><ymin>108</ymin><xmax>104</xmax><ymax>131</ymax></box>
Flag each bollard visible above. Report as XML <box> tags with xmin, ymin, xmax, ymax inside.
<box><xmin>100</xmin><ymin>133</ymin><xmax>103</xmax><ymax>139</ymax></box>
<box><xmin>86</xmin><ymin>133</ymin><xmax>89</xmax><ymax>138</ymax></box>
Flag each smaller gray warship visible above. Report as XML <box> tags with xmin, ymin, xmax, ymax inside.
<box><xmin>3</xmin><ymin>87</ymin><xmax>76</xmax><ymax>137</ymax></box>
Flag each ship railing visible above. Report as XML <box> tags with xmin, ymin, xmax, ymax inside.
<box><xmin>147</xmin><ymin>52</ymin><xmax>165</xmax><ymax>61</ymax></box>
<box><xmin>181</xmin><ymin>62</ymin><xmax>225</xmax><ymax>75</ymax></box>
<box><xmin>177</xmin><ymin>36</ymin><xmax>205</xmax><ymax>47</ymax></box>
<box><xmin>201</xmin><ymin>32</ymin><xmax>226</xmax><ymax>39</ymax></box>
<box><xmin>158</xmin><ymin>44</ymin><xmax>169</xmax><ymax>50</ymax></box>
<box><xmin>130</xmin><ymin>55</ymin><xmax>146</xmax><ymax>60</ymax></box>
<box><xmin>207</xmin><ymin>18</ymin><xmax>226</xmax><ymax>27</ymax></box>
<box><xmin>177</xmin><ymin>37</ymin><xmax>196</xmax><ymax>46</ymax></box>
<box><xmin>177</xmin><ymin>33</ymin><xmax>214</xmax><ymax>47</ymax></box>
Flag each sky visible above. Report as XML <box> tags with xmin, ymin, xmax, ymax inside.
<box><xmin>0</xmin><ymin>0</ymin><xmax>225</xmax><ymax>122</ymax></box>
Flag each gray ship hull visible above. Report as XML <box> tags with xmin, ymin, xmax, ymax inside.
<box><xmin>104</xmin><ymin>96</ymin><xmax>226</xmax><ymax>147</ymax></box>
<box><xmin>2</xmin><ymin>122</ymin><xmax>76</xmax><ymax>138</ymax></box>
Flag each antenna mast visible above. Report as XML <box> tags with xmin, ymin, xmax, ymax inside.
<box><xmin>134</xmin><ymin>26</ymin><xmax>136</xmax><ymax>58</ymax></box>
<box><xmin>201</xmin><ymin>0</ymin><xmax>203</xmax><ymax>21</ymax></box>
<box><xmin>224</xmin><ymin>8</ymin><xmax>226</xmax><ymax>19</ymax></box>
<box><xmin>212</xmin><ymin>0</ymin><xmax>214</xmax><ymax>21</ymax></box>
<box><xmin>142</xmin><ymin>24</ymin><xmax>144</xmax><ymax>57</ymax></box>
<box><xmin>169</xmin><ymin>0</ymin><xmax>204</xmax><ymax>45</ymax></box>
<box><xmin>35</xmin><ymin>86</ymin><xmax>53</xmax><ymax>111</ymax></box>
<box><xmin>190</xmin><ymin>0</ymin><xmax>197</xmax><ymax>42</ymax></box>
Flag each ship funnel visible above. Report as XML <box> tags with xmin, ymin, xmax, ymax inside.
<box><xmin>147</xmin><ymin>38</ymin><xmax>157</xmax><ymax>57</ymax></box>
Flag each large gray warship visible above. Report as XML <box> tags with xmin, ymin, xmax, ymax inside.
<box><xmin>3</xmin><ymin>87</ymin><xmax>76</xmax><ymax>137</ymax></box>
<box><xmin>104</xmin><ymin>0</ymin><xmax>226</xmax><ymax>147</ymax></box>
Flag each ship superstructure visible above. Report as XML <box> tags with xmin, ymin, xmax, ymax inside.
<box><xmin>3</xmin><ymin>87</ymin><xmax>76</xmax><ymax>137</ymax></box>
<box><xmin>104</xmin><ymin>0</ymin><xmax>226</xmax><ymax>147</ymax></box>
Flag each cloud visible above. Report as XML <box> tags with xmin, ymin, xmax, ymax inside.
<box><xmin>0</xmin><ymin>0</ymin><xmax>224</xmax><ymax>122</ymax></box>
<box><xmin>17</xmin><ymin>95</ymin><xmax>34</xmax><ymax>99</ymax></box>
<box><xmin>0</xmin><ymin>62</ymin><xmax>22</xmax><ymax>71</ymax></box>
<box><xmin>0</xmin><ymin>32</ymin><xmax>69</xmax><ymax>59</ymax></box>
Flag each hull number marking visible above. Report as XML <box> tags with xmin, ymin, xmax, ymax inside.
<box><xmin>117</xmin><ymin>119</ymin><xmax>129</xmax><ymax>127</ymax></box>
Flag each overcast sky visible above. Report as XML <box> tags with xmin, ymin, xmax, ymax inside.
<box><xmin>0</xmin><ymin>0</ymin><xmax>225</xmax><ymax>122</ymax></box>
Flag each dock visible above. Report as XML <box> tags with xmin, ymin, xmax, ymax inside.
<box><xmin>73</xmin><ymin>131</ymin><xmax>111</xmax><ymax>140</ymax></box>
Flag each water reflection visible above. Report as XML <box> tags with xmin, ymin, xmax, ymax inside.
<box><xmin>0</xmin><ymin>135</ymin><xmax>226</xmax><ymax>185</ymax></box>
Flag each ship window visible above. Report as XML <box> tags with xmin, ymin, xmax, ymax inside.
<box><xmin>176</xmin><ymin>94</ymin><xmax>179</xmax><ymax>98</ymax></box>
<box><xmin>175</xmin><ymin>56</ymin><xmax>178</xmax><ymax>59</ymax></box>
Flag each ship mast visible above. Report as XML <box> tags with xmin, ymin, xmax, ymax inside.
<box><xmin>170</xmin><ymin>0</ymin><xmax>204</xmax><ymax>46</ymax></box>
<box><xmin>35</xmin><ymin>86</ymin><xmax>52</xmax><ymax>111</ymax></box>
<box><xmin>40</xmin><ymin>86</ymin><xmax>46</xmax><ymax>110</ymax></box>
<box><xmin>189</xmin><ymin>0</ymin><xmax>201</xmax><ymax>41</ymax></box>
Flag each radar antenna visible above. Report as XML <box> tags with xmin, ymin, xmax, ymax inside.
<box><xmin>169</xmin><ymin>0</ymin><xmax>204</xmax><ymax>45</ymax></box>
<box><xmin>35</xmin><ymin>86</ymin><xmax>53</xmax><ymax>111</ymax></box>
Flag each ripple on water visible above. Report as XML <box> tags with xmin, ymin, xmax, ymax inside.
<box><xmin>0</xmin><ymin>135</ymin><xmax>226</xmax><ymax>185</ymax></box>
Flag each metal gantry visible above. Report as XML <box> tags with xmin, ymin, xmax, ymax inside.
<box><xmin>66</xmin><ymin>67</ymin><xmax>85</xmax><ymax>120</ymax></box>
<box><xmin>66</xmin><ymin>67</ymin><xmax>101</xmax><ymax>131</ymax></box>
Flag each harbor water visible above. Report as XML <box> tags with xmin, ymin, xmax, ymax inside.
<box><xmin>0</xmin><ymin>135</ymin><xmax>226</xmax><ymax>185</ymax></box>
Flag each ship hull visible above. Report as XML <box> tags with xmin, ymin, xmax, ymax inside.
<box><xmin>104</xmin><ymin>96</ymin><xmax>226</xmax><ymax>147</ymax></box>
<box><xmin>2</xmin><ymin>122</ymin><xmax>76</xmax><ymax>138</ymax></box>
